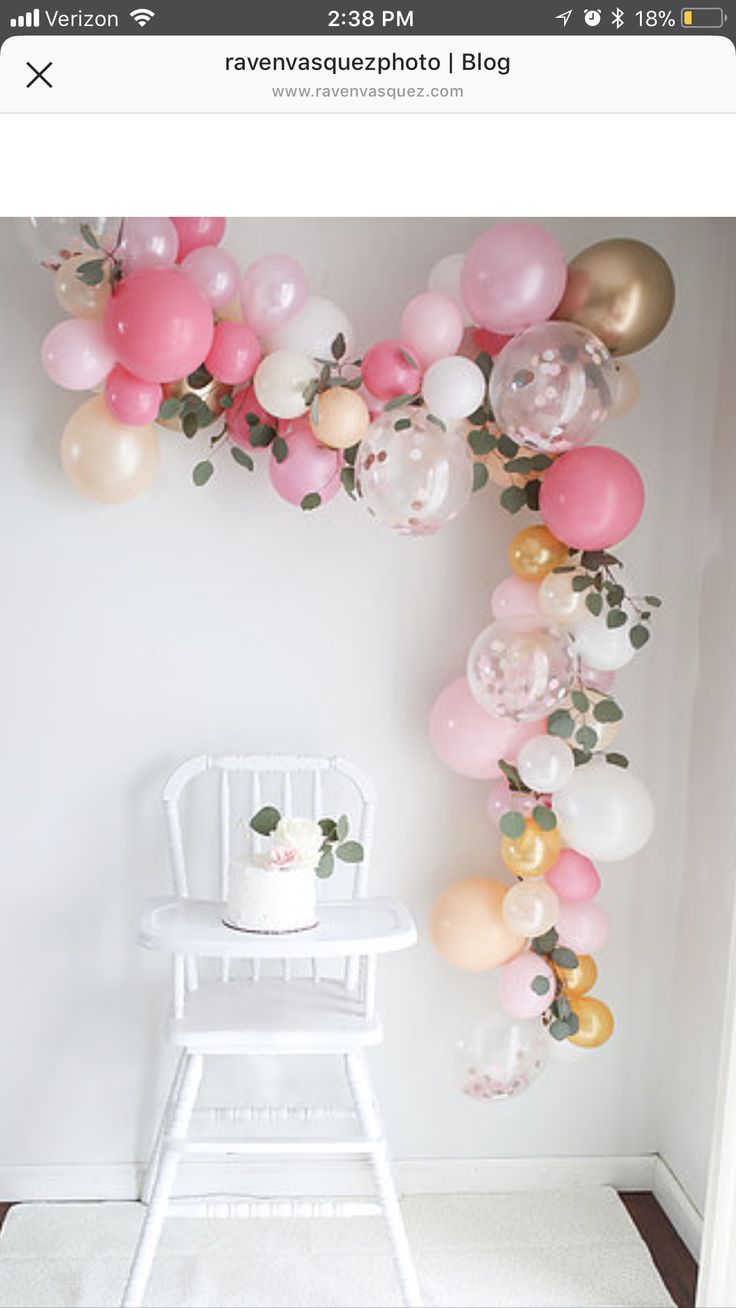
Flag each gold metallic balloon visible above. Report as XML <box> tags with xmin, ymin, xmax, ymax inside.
<box><xmin>557</xmin><ymin>953</ymin><xmax>598</xmax><ymax>997</ymax></box>
<box><xmin>509</xmin><ymin>525</ymin><xmax>568</xmax><ymax>580</ymax></box>
<box><xmin>159</xmin><ymin>376</ymin><xmax>230</xmax><ymax>430</ymax></box>
<box><xmin>429</xmin><ymin>876</ymin><xmax>525</xmax><ymax>972</ymax></box>
<box><xmin>568</xmin><ymin>995</ymin><xmax>614</xmax><ymax>1047</ymax></box>
<box><xmin>54</xmin><ymin>253</ymin><xmax>111</xmax><ymax>320</ymax></box>
<box><xmin>556</xmin><ymin>239</ymin><xmax>675</xmax><ymax>356</ymax></box>
<box><xmin>311</xmin><ymin>387</ymin><xmax>370</xmax><ymax>450</ymax></box>
<box><xmin>60</xmin><ymin>395</ymin><xmax>159</xmax><ymax>504</ymax></box>
<box><xmin>501</xmin><ymin>818</ymin><xmax>562</xmax><ymax>879</ymax></box>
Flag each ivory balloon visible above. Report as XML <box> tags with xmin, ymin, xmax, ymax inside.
<box><xmin>311</xmin><ymin>387</ymin><xmax>370</xmax><ymax>449</ymax></box>
<box><xmin>555</xmin><ymin>761</ymin><xmax>654</xmax><ymax>861</ymax></box>
<box><xmin>55</xmin><ymin>253</ymin><xmax>111</xmax><ymax>319</ymax></box>
<box><xmin>556</xmin><ymin>238</ymin><xmax>675</xmax><ymax>356</ymax></box>
<box><xmin>430</xmin><ymin>877</ymin><xmax>525</xmax><ymax>972</ymax></box>
<box><xmin>557</xmin><ymin>954</ymin><xmax>598</xmax><ymax>997</ymax></box>
<box><xmin>253</xmin><ymin>350</ymin><xmax>318</xmax><ymax>420</ymax></box>
<box><xmin>264</xmin><ymin>294</ymin><xmax>355</xmax><ymax>359</ymax></box>
<box><xmin>517</xmin><ymin>736</ymin><xmax>575</xmax><ymax>793</ymax></box>
<box><xmin>422</xmin><ymin>356</ymin><xmax>486</xmax><ymax>421</ymax></box>
<box><xmin>60</xmin><ymin>395</ymin><xmax>159</xmax><ymax>504</ymax></box>
<box><xmin>568</xmin><ymin>996</ymin><xmax>614</xmax><ymax>1048</ymax></box>
<box><xmin>573</xmin><ymin>613</ymin><xmax>637</xmax><ymax>672</ymax></box>
<box><xmin>502</xmin><ymin>880</ymin><xmax>560</xmax><ymax>937</ymax></box>
<box><xmin>501</xmin><ymin>818</ymin><xmax>562</xmax><ymax>879</ymax></box>
<box><xmin>509</xmin><ymin>526</ymin><xmax>568</xmax><ymax>580</ymax></box>
<box><xmin>538</xmin><ymin>571</ymin><xmax>586</xmax><ymax>626</ymax></box>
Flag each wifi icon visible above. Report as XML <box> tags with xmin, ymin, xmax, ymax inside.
<box><xmin>130</xmin><ymin>7</ymin><xmax>154</xmax><ymax>25</ymax></box>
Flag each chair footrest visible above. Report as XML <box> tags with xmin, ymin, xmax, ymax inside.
<box><xmin>192</xmin><ymin>1105</ymin><xmax>355</xmax><ymax>1125</ymax></box>
<box><xmin>166</xmin><ymin>1196</ymin><xmax>382</xmax><ymax>1219</ymax></box>
<box><xmin>174</xmin><ymin>1136</ymin><xmax>381</xmax><ymax>1157</ymax></box>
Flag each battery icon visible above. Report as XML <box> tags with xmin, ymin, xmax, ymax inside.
<box><xmin>681</xmin><ymin>7</ymin><xmax>725</xmax><ymax>24</ymax></box>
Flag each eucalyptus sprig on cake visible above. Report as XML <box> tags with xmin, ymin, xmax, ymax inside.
<box><xmin>249</xmin><ymin>806</ymin><xmax>364</xmax><ymax>878</ymax></box>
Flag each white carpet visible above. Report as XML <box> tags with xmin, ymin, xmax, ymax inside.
<box><xmin>0</xmin><ymin>1189</ymin><xmax>675</xmax><ymax>1307</ymax></box>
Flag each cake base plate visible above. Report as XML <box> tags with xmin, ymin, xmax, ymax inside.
<box><xmin>221</xmin><ymin>916</ymin><xmax>319</xmax><ymax>935</ymax></box>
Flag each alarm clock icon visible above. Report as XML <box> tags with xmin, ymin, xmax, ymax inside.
<box><xmin>584</xmin><ymin>8</ymin><xmax>602</xmax><ymax>23</ymax></box>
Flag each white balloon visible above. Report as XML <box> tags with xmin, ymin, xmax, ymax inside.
<box><xmin>538</xmin><ymin>572</ymin><xmax>586</xmax><ymax>627</ymax></box>
<box><xmin>502</xmin><ymin>881</ymin><xmax>560</xmax><ymax>937</ymax></box>
<box><xmin>573</xmin><ymin>613</ymin><xmax>637</xmax><ymax>672</ymax></box>
<box><xmin>253</xmin><ymin>350</ymin><xmax>318</xmax><ymax>420</ymax></box>
<box><xmin>555</xmin><ymin>761</ymin><xmax>654</xmax><ymax>861</ymax></box>
<box><xmin>422</xmin><ymin>356</ymin><xmax>486</xmax><ymax>421</ymax></box>
<box><xmin>264</xmin><ymin>294</ymin><xmax>355</xmax><ymax>359</ymax></box>
<box><xmin>428</xmin><ymin>253</ymin><xmax>471</xmax><ymax>322</ymax></box>
<box><xmin>517</xmin><ymin>736</ymin><xmax>575</xmax><ymax>793</ymax></box>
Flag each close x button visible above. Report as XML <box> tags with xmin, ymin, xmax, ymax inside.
<box><xmin>26</xmin><ymin>60</ymin><xmax>52</xmax><ymax>88</ymax></box>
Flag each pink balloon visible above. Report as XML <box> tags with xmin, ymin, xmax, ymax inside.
<box><xmin>580</xmin><ymin>664</ymin><xmax>616</xmax><ymax>695</ymax></box>
<box><xmin>170</xmin><ymin>217</ymin><xmax>226</xmax><ymax>261</ymax></box>
<box><xmin>205</xmin><ymin>321</ymin><xmax>261</xmax><ymax>385</ymax></box>
<box><xmin>361</xmin><ymin>339</ymin><xmax>422</xmax><ymax>402</ymax></box>
<box><xmin>557</xmin><ymin>901</ymin><xmax>609</xmax><ymax>954</ymax></box>
<box><xmin>491</xmin><ymin>576</ymin><xmax>540</xmax><ymax>622</ymax></box>
<box><xmin>546</xmin><ymin>849</ymin><xmax>600</xmax><ymax>903</ymax></box>
<box><xmin>42</xmin><ymin>319</ymin><xmax>116</xmax><ymax>390</ymax></box>
<box><xmin>400</xmin><ymin>292</ymin><xmax>464</xmax><ymax>367</ymax></box>
<box><xmin>498</xmin><ymin>953</ymin><xmax>554</xmax><ymax>1020</ymax></box>
<box><xmin>429</xmin><ymin>676</ymin><xmax>544</xmax><ymax>781</ymax></box>
<box><xmin>240</xmin><ymin>255</ymin><xmax>308</xmax><ymax>335</ymax></box>
<box><xmin>269</xmin><ymin>419</ymin><xmax>341</xmax><ymax>507</ymax></box>
<box><xmin>461</xmin><ymin>221</ymin><xmax>567</xmax><ymax>334</ymax></box>
<box><xmin>486</xmin><ymin>778</ymin><xmax>538</xmax><ymax>828</ymax></box>
<box><xmin>119</xmin><ymin>217</ymin><xmax>179</xmax><ymax>272</ymax></box>
<box><xmin>181</xmin><ymin>246</ymin><xmax>239</xmax><ymax>309</ymax></box>
<box><xmin>540</xmin><ymin>446</ymin><xmax>645</xmax><ymax>550</ymax></box>
<box><xmin>104</xmin><ymin>269</ymin><xmax>214</xmax><ymax>384</ymax></box>
<box><xmin>104</xmin><ymin>366</ymin><xmax>162</xmax><ymax>426</ymax></box>
<box><xmin>226</xmin><ymin>386</ymin><xmax>277</xmax><ymax>450</ymax></box>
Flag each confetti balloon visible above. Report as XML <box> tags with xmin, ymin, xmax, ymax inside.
<box><xmin>357</xmin><ymin>406</ymin><xmax>473</xmax><ymax>536</ymax></box>
<box><xmin>490</xmin><ymin>322</ymin><xmax>617</xmax><ymax>454</ymax></box>
<box><xmin>456</xmin><ymin>1011</ymin><xmax>548</xmax><ymax>1101</ymax></box>
<box><xmin>467</xmin><ymin>619</ymin><xmax>576</xmax><ymax>722</ymax></box>
<box><xmin>17</xmin><ymin>216</ymin><xmax>120</xmax><ymax>268</ymax></box>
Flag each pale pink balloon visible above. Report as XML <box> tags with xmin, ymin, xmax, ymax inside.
<box><xmin>181</xmin><ymin>246</ymin><xmax>239</xmax><ymax>309</ymax></box>
<box><xmin>170</xmin><ymin>217</ymin><xmax>226</xmax><ymax>261</ymax></box>
<box><xmin>104</xmin><ymin>269</ymin><xmax>214</xmax><ymax>384</ymax></box>
<box><xmin>498</xmin><ymin>953</ymin><xmax>554</xmax><ymax>1020</ymax></box>
<box><xmin>119</xmin><ymin>217</ymin><xmax>179</xmax><ymax>271</ymax></box>
<box><xmin>240</xmin><ymin>254</ymin><xmax>308</xmax><ymax>335</ymax></box>
<box><xmin>429</xmin><ymin>676</ymin><xmax>544</xmax><ymax>781</ymax></box>
<box><xmin>226</xmin><ymin>386</ymin><xmax>277</xmax><ymax>450</ymax></box>
<box><xmin>491</xmin><ymin>576</ymin><xmax>541</xmax><ymax>622</ymax></box>
<box><xmin>486</xmin><ymin>778</ymin><xmax>538</xmax><ymax>827</ymax></box>
<box><xmin>461</xmin><ymin>222</ymin><xmax>567</xmax><ymax>334</ymax></box>
<box><xmin>269</xmin><ymin>418</ymin><xmax>341</xmax><ymax>507</ymax></box>
<box><xmin>205</xmin><ymin>321</ymin><xmax>261</xmax><ymax>385</ymax></box>
<box><xmin>104</xmin><ymin>366</ymin><xmax>162</xmax><ymax>426</ymax></box>
<box><xmin>361</xmin><ymin>339</ymin><xmax>422</xmax><ymax>402</ymax></box>
<box><xmin>400</xmin><ymin>292</ymin><xmax>464</xmax><ymax>367</ymax></box>
<box><xmin>540</xmin><ymin>446</ymin><xmax>645</xmax><ymax>550</ymax></box>
<box><xmin>42</xmin><ymin>318</ymin><xmax>116</xmax><ymax>390</ymax></box>
<box><xmin>580</xmin><ymin>664</ymin><xmax>616</xmax><ymax>695</ymax></box>
<box><xmin>557</xmin><ymin>901</ymin><xmax>609</xmax><ymax>954</ymax></box>
<box><xmin>546</xmin><ymin>849</ymin><xmax>601</xmax><ymax>903</ymax></box>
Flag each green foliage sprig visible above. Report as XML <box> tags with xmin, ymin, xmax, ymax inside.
<box><xmin>249</xmin><ymin>806</ymin><xmax>364</xmax><ymax>879</ymax></box>
<box><xmin>464</xmin><ymin>353</ymin><xmax>555</xmax><ymax>506</ymax></box>
<box><xmin>554</xmin><ymin>549</ymin><xmax>662</xmax><ymax>650</ymax></box>
<box><xmin>75</xmin><ymin>220</ymin><xmax>125</xmax><ymax>288</ymax></box>
<box><xmin>547</xmin><ymin>686</ymin><xmax>627</xmax><ymax>769</ymax></box>
<box><xmin>530</xmin><ymin>927</ymin><xmax>581</xmax><ymax>1040</ymax></box>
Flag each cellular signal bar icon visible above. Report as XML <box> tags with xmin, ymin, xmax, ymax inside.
<box><xmin>10</xmin><ymin>8</ymin><xmax>40</xmax><ymax>25</ymax></box>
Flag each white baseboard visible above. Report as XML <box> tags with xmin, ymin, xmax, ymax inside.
<box><xmin>653</xmin><ymin>1156</ymin><xmax>704</xmax><ymax>1261</ymax></box>
<box><xmin>0</xmin><ymin>1154</ymin><xmax>656</xmax><ymax>1203</ymax></box>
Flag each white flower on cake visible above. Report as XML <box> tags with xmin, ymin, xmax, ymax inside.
<box><xmin>271</xmin><ymin>816</ymin><xmax>324</xmax><ymax>869</ymax></box>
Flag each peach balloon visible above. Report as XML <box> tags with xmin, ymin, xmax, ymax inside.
<box><xmin>501</xmin><ymin>817</ymin><xmax>562</xmax><ymax>879</ymax></box>
<box><xmin>55</xmin><ymin>253</ymin><xmax>111</xmax><ymax>320</ymax></box>
<box><xmin>60</xmin><ymin>394</ymin><xmax>159</xmax><ymax>504</ymax></box>
<box><xmin>568</xmin><ymin>995</ymin><xmax>614</xmax><ymax>1048</ymax></box>
<box><xmin>509</xmin><ymin>525</ymin><xmax>568</xmax><ymax>580</ymax></box>
<box><xmin>311</xmin><ymin>387</ymin><xmax>370</xmax><ymax>450</ymax></box>
<box><xmin>429</xmin><ymin>877</ymin><xmax>525</xmax><ymax>972</ymax></box>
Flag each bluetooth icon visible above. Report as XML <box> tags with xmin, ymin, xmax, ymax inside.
<box><xmin>612</xmin><ymin>6</ymin><xmax>625</xmax><ymax>24</ymax></box>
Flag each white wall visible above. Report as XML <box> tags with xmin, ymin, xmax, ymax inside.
<box><xmin>0</xmin><ymin>217</ymin><xmax>732</xmax><ymax>1203</ymax></box>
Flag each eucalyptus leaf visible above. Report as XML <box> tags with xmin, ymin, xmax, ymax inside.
<box><xmin>499</xmin><ymin>811</ymin><xmax>526</xmax><ymax>839</ymax></box>
<box><xmin>605</xmin><ymin>751</ymin><xmax>629</xmax><ymax>768</ymax></box>
<box><xmin>531</xmin><ymin>927</ymin><xmax>558</xmax><ymax>955</ymax></box>
<box><xmin>468</xmin><ymin>428</ymin><xmax>495</xmax><ymax>456</ymax></box>
<box><xmin>630</xmin><ymin>623</ymin><xmax>651</xmax><ymax>649</ymax></box>
<box><xmin>158</xmin><ymin>398</ymin><xmax>182</xmax><ymax>421</ymax></box>
<box><xmin>341</xmin><ymin>466</ymin><xmax>357</xmax><ymax>499</ymax></box>
<box><xmin>231</xmin><ymin>446</ymin><xmax>254</xmax><ymax>471</ymax></box>
<box><xmin>300</xmin><ymin>492</ymin><xmax>322</xmax><ymax>511</ymax></box>
<box><xmin>497</xmin><ymin>433</ymin><xmax>519</xmax><ymax>459</ymax></box>
<box><xmin>336</xmin><ymin>814</ymin><xmax>349</xmax><ymax>841</ymax></box>
<box><xmin>571</xmin><ymin>690</ymin><xmax>589</xmax><ymax>712</ymax></box>
<box><xmin>272</xmin><ymin>435</ymin><xmax>289</xmax><ymax>464</ymax></box>
<box><xmin>547</xmin><ymin>709</ymin><xmax>574</xmax><ymax>739</ymax></box>
<box><xmin>549</xmin><ymin>1019</ymin><xmax>571</xmax><ymax>1041</ymax></box>
<box><xmin>552</xmin><ymin>946</ymin><xmax>579</xmax><ymax>970</ymax></box>
<box><xmin>644</xmin><ymin>595</ymin><xmax>662</xmax><ymax>607</ymax></box>
<box><xmin>192</xmin><ymin>460</ymin><xmax>214</xmax><ymax>486</ymax></box>
<box><xmin>532</xmin><ymin>805</ymin><xmax>557</xmax><ymax>831</ymax></box>
<box><xmin>80</xmin><ymin>222</ymin><xmax>100</xmax><ymax>250</ymax></box>
<box><xmin>472</xmin><ymin>462</ymin><xmax>490</xmax><ymax>492</ymax></box>
<box><xmin>531</xmin><ymin>975</ymin><xmax>551</xmax><ymax>996</ymax></box>
<box><xmin>335</xmin><ymin>840</ymin><xmax>364</xmax><ymax>863</ymax></box>
<box><xmin>316</xmin><ymin>847</ymin><xmax>335</xmax><ymax>879</ymax></box>
<box><xmin>575</xmin><ymin>726</ymin><xmax>598</xmax><ymax>752</ymax></box>
<box><xmin>500</xmin><ymin>485</ymin><xmax>526</xmax><ymax>514</ymax></box>
<box><xmin>188</xmin><ymin>366</ymin><xmax>212</xmax><ymax>389</ymax></box>
<box><xmin>593</xmin><ymin>698</ymin><xmax>623</xmax><ymax>723</ymax></box>
<box><xmin>250</xmin><ymin>805</ymin><xmax>281</xmax><ymax>836</ymax></box>
<box><xmin>585</xmin><ymin>592</ymin><xmax>603</xmax><ymax>617</ymax></box>
<box><xmin>607</xmin><ymin>609</ymin><xmax>627</xmax><ymax>629</ymax></box>
<box><xmin>331</xmin><ymin>332</ymin><xmax>346</xmax><ymax>361</ymax></box>
<box><xmin>182</xmin><ymin>412</ymin><xmax>198</xmax><ymax>439</ymax></box>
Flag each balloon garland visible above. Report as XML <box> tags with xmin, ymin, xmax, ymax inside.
<box><xmin>27</xmin><ymin>216</ymin><xmax>673</xmax><ymax>1097</ymax></box>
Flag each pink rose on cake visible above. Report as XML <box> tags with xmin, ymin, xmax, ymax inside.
<box><xmin>271</xmin><ymin>816</ymin><xmax>324</xmax><ymax>870</ymax></box>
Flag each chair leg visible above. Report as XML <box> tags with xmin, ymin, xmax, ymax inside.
<box><xmin>140</xmin><ymin>1050</ymin><xmax>187</xmax><ymax>1205</ymax></box>
<box><xmin>345</xmin><ymin>1052</ymin><xmax>423</xmax><ymax>1308</ymax></box>
<box><xmin>121</xmin><ymin>1053</ymin><xmax>203</xmax><ymax>1308</ymax></box>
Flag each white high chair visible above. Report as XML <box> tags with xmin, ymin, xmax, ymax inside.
<box><xmin>122</xmin><ymin>754</ymin><xmax>421</xmax><ymax>1308</ymax></box>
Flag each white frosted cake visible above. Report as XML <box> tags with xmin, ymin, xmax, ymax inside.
<box><xmin>226</xmin><ymin>857</ymin><xmax>318</xmax><ymax>933</ymax></box>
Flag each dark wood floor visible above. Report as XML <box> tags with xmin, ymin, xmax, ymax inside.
<box><xmin>0</xmin><ymin>1194</ymin><xmax>698</xmax><ymax>1305</ymax></box>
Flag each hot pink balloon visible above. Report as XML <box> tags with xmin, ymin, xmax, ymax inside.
<box><xmin>557</xmin><ymin>901</ymin><xmax>609</xmax><ymax>954</ymax></box>
<box><xmin>429</xmin><ymin>676</ymin><xmax>544</xmax><ymax>781</ymax></box>
<box><xmin>205</xmin><ymin>321</ymin><xmax>261</xmax><ymax>385</ymax></box>
<box><xmin>240</xmin><ymin>254</ymin><xmax>308</xmax><ymax>335</ymax></box>
<box><xmin>104</xmin><ymin>269</ymin><xmax>214</xmax><ymax>384</ymax></box>
<box><xmin>400</xmin><ymin>292</ymin><xmax>464</xmax><ymax>367</ymax></box>
<box><xmin>361</xmin><ymin>340</ymin><xmax>422</xmax><ymax>402</ymax></box>
<box><xmin>42</xmin><ymin>319</ymin><xmax>116</xmax><ymax>390</ymax></box>
<box><xmin>486</xmin><ymin>778</ymin><xmax>538</xmax><ymax>828</ymax></box>
<box><xmin>269</xmin><ymin>418</ymin><xmax>341</xmax><ymax>507</ymax></box>
<box><xmin>540</xmin><ymin>446</ymin><xmax>645</xmax><ymax>550</ymax></box>
<box><xmin>491</xmin><ymin>576</ymin><xmax>540</xmax><ymax>622</ymax></box>
<box><xmin>181</xmin><ymin>246</ymin><xmax>239</xmax><ymax>309</ymax></box>
<box><xmin>104</xmin><ymin>366</ymin><xmax>162</xmax><ymax>426</ymax></box>
<box><xmin>119</xmin><ymin>217</ymin><xmax>179</xmax><ymax>271</ymax></box>
<box><xmin>170</xmin><ymin>217</ymin><xmax>226</xmax><ymax>261</ymax></box>
<box><xmin>226</xmin><ymin>386</ymin><xmax>277</xmax><ymax>450</ymax></box>
<box><xmin>546</xmin><ymin>849</ymin><xmax>600</xmax><ymax>903</ymax></box>
<box><xmin>461</xmin><ymin>221</ymin><xmax>567</xmax><ymax>334</ymax></box>
<box><xmin>498</xmin><ymin>953</ymin><xmax>554</xmax><ymax>1020</ymax></box>
<box><xmin>580</xmin><ymin>664</ymin><xmax>616</xmax><ymax>695</ymax></box>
